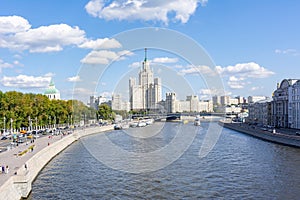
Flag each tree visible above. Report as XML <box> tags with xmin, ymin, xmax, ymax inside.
<box><xmin>97</xmin><ymin>104</ymin><xmax>113</xmax><ymax>120</ymax></box>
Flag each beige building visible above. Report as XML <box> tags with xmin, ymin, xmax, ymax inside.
<box><xmin>129</xmin><ymin>49</ymin><xmax>162</xmax><ymax>111</ymax></box>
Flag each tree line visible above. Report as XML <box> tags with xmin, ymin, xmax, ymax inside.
<box><xmin>0</xmin><ymin>91</ymin><xmax>99</xmax><ymax>130</ymax></box>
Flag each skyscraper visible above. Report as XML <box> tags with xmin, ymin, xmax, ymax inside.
<box><xmin>129</xmin><ymin>49</ymin><xmax>162</xmax><ymax>111</ymax></box>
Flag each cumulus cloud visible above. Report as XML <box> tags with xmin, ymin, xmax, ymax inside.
<box><xmin>85</xmin><ymin>0</ymin><xmax>204</xmax><ymax>24</ymax></box>
<box><xmin>129</xmin><ymin>61</ymin><xmax>141</xmax><ymax>68</ymax></box>
<box><xmin>80</xmin><ymin>50</ymin><xmax>133</xmax><ymax>64</ymax></box>
<box><xmin>152</xmin><ymin>57</ymin><xmax>178</xmax><ymax>63</ymax></box>
<box><xmin>0</xmin><ymin>74</ymin><xmax>52</xmax><ymax>88</ymax></box>
<box><xmin>216</xmin><ymin>62</ymin><xmax>275</xmax><ymax>78</ymax></box>
<box><xmin>0</xmin><ymin>15</ymin><xmax>31</xmax><ymax>34</ymax></box>
<box><xmin>0</xmin><ymin>59</ymin><xmax>13</xmax><ymax>69</ymax></box>
<box><xmin>215</xmin><ymin>62</ymin><xmax>274</xmax><ymax>90</ymax></box>
<box><xmin>67</xmin><ymin>75</ymin><xmax>81</xmax><ymax>82</ymax></box>
<box><xmin>227</xmin><ymin>76</ymin><xmax>246</xmax><ymax>89</ymax></box>
<box><xmin>0</xmin><ymin>15</ymin><xmax>122</xmax><ymax>53</ymax></box>
<box><xmin>179</xmin><ymin>65</ymin><xmax>217</xmax><ymax>76</ymax></box>
<box><xmin>79</xmin><ymin>38</ymin><xmax>122</xmax><ymax>49</ymax></box>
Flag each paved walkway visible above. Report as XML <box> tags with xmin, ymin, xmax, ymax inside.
<box><xmin>0</xmin><ymin>134</ymin><xmax>64</xmax><ymax>186</ymax></box>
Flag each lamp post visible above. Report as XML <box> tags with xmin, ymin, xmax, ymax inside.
<box><xmin>3</xmin><ymin>116</ymin><xmax>6</xmax><ymax>134</ymax></box>
<box><xmin>10</xmin><ymin>118</ymin><xmax>13</xmax><ymax>134</ymax></box>
<box><xmin>35</xmin><ymin>117</ymin><xmax>38</xmax><ymax>130</ymax></box>
<box><xmin>48</xmin><ymin>116</ymin><xmax>51</xmax><ymax>129</ymax></box>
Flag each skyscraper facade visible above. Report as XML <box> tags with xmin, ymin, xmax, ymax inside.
<box><xmin>129</xmin><ymin>49</ymin><xmax>162</xmax><ymax>111</ymax></box>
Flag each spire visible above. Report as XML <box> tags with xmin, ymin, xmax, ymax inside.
<box><xmin>144</xmin><ymin>48</ymin><xmax>147</xmax><ymax>62</ymax></box>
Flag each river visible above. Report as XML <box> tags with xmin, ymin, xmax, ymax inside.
<box><xmin>29</xmin><ymin>122</ymin><xmax>300</xmax><ymax>199</ymax></box>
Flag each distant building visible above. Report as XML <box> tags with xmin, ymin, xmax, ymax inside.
<box><xmin>289</xmin><ymin>80</ymin><xmax>300</xmax><ymax>129</ymax></box>
<box><xmin>212</xmin><ymin>95</ymin><xmax>221</xmax><ymax>105</ymax></box>
<box><xmin>165</xmin><ymin>92</ymin><xmax>177</xmax><ymax>113</ymax></box>
<box><xmin>248</xmin><ymin>96</ymin><xmax>268</xmax><ymax>104</ymax></box>
<box><xmin>214</xmin><ymin>105</ymin><xmax>242</xmax><ymax>114</ymax></box>
<box><xmin>271</xmin><ymin>79</ymin><xmax>299</xmax><ymax>128</ymax></box>
<box><xmin>248</xmin><ymin>99</ymin><xmax>272</xmax><ymax>126</ymax></box>
<box><xmin>89</xmin><ymin>96</ymin><xmax>107</xmax><ymax>110</ymax></box>
<box><xmin>112</xmin><ymin>93</ymin><xmax>130</xmax><ymax>112</ymax></box>
<box><xmin>44</xmin><ymin>80</ymin><xmax>60</xmax><ymax>100</ymax></box>
<box><xmin>129</xmin><ymin>49</ymin><xmax>162</xmax><ymax>111</ymax></box>
<box><xmin>199</xmin><ymin>100</ymin><xmax>213</xmax><ymax>112</ymax></box>
<box><xmin>165</xmin><ymin>93</ymin><xmax>212</xmax><ymax>113</ymax></box>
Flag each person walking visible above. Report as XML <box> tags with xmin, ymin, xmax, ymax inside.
<box><xmin>5</xmin><ymin>165</ymin><xmax>9</xmax><ymax>174</ymax></box>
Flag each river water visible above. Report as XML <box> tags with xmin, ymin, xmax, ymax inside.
<box><xmin>30</xmin><ymin>122</ymin><xmax>300</xmax><ymax>199</ymax></box>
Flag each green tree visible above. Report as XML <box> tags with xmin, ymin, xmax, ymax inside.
<box><xmin>98</xmin><ymin>104</ymin><xmax>113</xmax><ymax>120</ymax></box>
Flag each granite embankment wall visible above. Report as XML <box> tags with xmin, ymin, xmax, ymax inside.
<box><xmin>220</xmin><ymin>121</ymin><xmax>300</xmax><ymax>148</ymax></box>
<box><xmin>0</xmin><ymin>125</ymin><xmax>113</xmax><ymax>200</ymax></box>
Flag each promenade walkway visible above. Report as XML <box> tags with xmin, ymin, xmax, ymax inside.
<box><xmin>0</xmin><ymin>134</ymin><xmax>65</xmax><ymax>186</ymax></box>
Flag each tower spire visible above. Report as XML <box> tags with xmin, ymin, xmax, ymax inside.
<box><xmin>144</xmin><ymin>48</ymin><xmax>147</xmax><ymax>62</ymax></box>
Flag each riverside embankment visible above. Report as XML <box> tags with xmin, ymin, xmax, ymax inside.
<box><xmin>0</xmin><ymin>125</ymin><xmax>113</xmax><ymax>200</ymax></box>
<box><xmin>219</xmin><ymin>121</ymin><xmax>300</xmax><ymax>148</ymax></box>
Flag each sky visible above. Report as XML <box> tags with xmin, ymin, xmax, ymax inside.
<box><xmin>0</xmin><ymin>0</ymin><xmax>299</xmax><ymax>103</ymax></box>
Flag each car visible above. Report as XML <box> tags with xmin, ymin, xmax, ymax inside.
<box><xmin>296</xmin><ymin>132</ymin><xmax>300</xmax><ymax>136</ymax></box>
<box><xmin>1</xmin><ymin>136</ymin><xmax>8</xmax><ymax>140</ymax></box>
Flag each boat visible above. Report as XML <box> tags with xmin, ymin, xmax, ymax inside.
<box><xmin>194</xmin><ymin>117</ymin><xmax>201</xmax><ymax>126</ymax></box>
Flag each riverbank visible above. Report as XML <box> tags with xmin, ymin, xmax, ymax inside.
<box><xmin>0</xmin><ymin>125</ymin><xmax>114</xmax><ymax>200</ymax></box>
<box><xmin>219</xmin><ymin>121</ymin><xmax>300</xmax><ymax>148</ymax></box>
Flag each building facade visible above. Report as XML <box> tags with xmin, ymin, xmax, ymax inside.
<box><xmin>44</xmin><ymin>80</ymin><xmax>60</xmax><ymax>100</ymax></box>
<box><xmin>129</xmin><ymin>49</ymin><xmax>162</xmax><ymax>111</ymax></box>
<box><xmin>288</xmin><ymin>80</ymin><xmax>300</xmax><ymax>129</ymax></box>
<box><xmin>89</xmin><ymin>96</ymin><xmax>107</xmax><ymax>110</ymax></box>
<box><xmin>248</xmin><ymin>99</ymin><xmax>272</xmax><ymax>126</ymax></box>
<box><xmin>165</xmin><ymin>93</ymin><xmax>212</xmax><ymax>113</ymax></box>
<box><xmin>271</xmin><ymin>79</ymin><xmax>298</xmax><ymax>128</ymax></box>
<box><xmin>248</xmin><ymin>96</ymin><xmax>268</xmax><ymax>104</ymax></box>
<box><xmin>112</xmin><ymin>93</ymin><xmax>130</xmax><ymax>111</ymax></box>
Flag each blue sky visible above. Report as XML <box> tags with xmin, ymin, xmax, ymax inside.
<box><xmin>0</xmin><ymin>0</ymin><xmax>299</xmax><ymax>103</ymax></box>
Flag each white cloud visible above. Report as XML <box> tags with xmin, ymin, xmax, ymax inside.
<box><xmin>129</xmin><ymin>61</ymin><xmax>141</xmax><ymax>68</ymax></box>
<box><xmin>0</xmin><ymin>74</ymin><xmax>52</xmax><ymax>88</ymax></box>
<box><xmin>67</xmin><ymin>75</ymin><xmax>81</xmax><ymax>82</ymax></box>
<box><xmin>227</xmin><ymin>81</ymin><xmax>246</xmax><ymax>89</ymax></box>
<box><xmin>179</xmin><ymin>65</ymin><xmax>216</xmax><ymax>76</ymax></box>
<box><xmin>0</xmin><ymin>59</ymin><xmax>13</xmax><ymax>69</ymax></box>
<box><xmin>215</xmin><ymin>62</ymin><xmax>274</xmax><ymax>90</ymax></box>
<box><xmin>13</xmin><ymin>24</ymin><xmax>85</xmax><ymax>53</ymax></box>
<box><xmin>0</xmin><ymin>15</ymin><xmax>31</xmax><ymax>34</ymax></box>
<box><xmin>228</xmin><ymin>76</ymin><xmax>245</xmax><ymax>82</ymax></box>
<box><xmin>251</xmin><ymin>86</ymin><xmax>263</xmax><ymax>91</ymax></box>
<box><xmin>227</xmin><ymin>76</ymin><xmax>246</xmax><ymax>89</ymax></box>
<box><xmin>79</xmin><ymin>38</ymin><xmax>122</xmax><ymax>49</ymax></box>
<box><xmin>81</xmin><ymin>50</ymin><xmax>133</xmax><ymax>64</ymax></box>
<box><xmin>152</xmin><ymin>57</ymin><xmax>178</xmax><ymax>63</ymax></box>
<box><xmin>0</xmin><ymin>15</ymin><xmax>123</xmax><ymax>53</ymax></box>
<box><xmin>275</xmin><ymin>48</ymin><xmax>300</xmax><ymax>56</ymax></box>
<box><xmin>216</xmin><ymin>62</ymin><xmax>275</xmax><ymax>78</ymax></box>
<box><xmin>85</xmin><ymin>0</ymin><xmax>203</xmax><ymax>24</ymax></box>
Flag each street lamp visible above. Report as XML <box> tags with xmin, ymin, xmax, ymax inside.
<box><xmin>35</xmin><ymin>117</ymin><xmax>38</xmax><ymax>130</ymax></box>
<box><xmin>3</xmin><ymin>116</ymin><xmax>6</xmax><ymax>135</ymax></box>
<box><xmin>10</xmin><ymin>118</ymin><xmax>13</xmax><ymax>134</ymax></box>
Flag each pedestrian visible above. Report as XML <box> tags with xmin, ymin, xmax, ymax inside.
<box><xmin>48</xmin><ymin>142</ymin><xmax>50</xmax><ymax>146</ymax></box>
<box><xmin>5</xmin><ymin>165</ymin><xmax>9</xmax><ymax>174</ymax></box>
<box><xmin>25</xmin><ymin>163</ymin><xmax>27</xmax><ymax>170</ymax></box>
<box><xmin>1</xmin><ymin>165</ymin><xmax>5</xmax><ymax>174</ymax></box>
